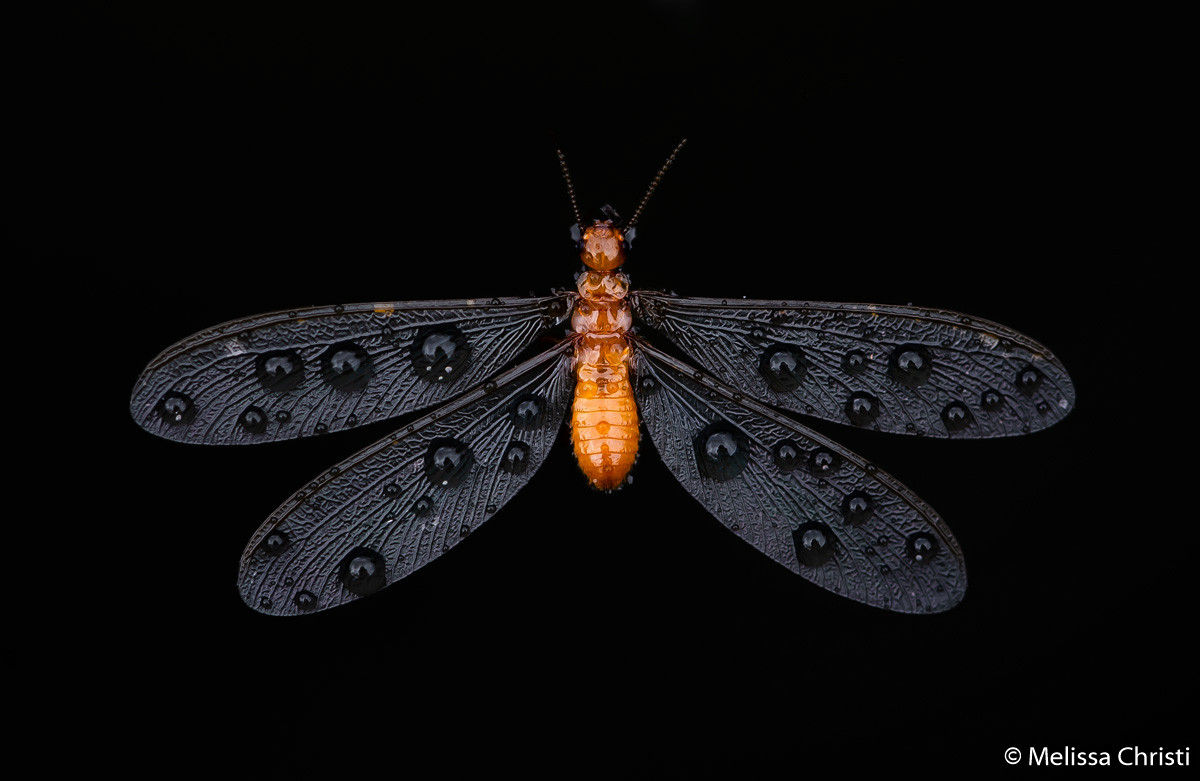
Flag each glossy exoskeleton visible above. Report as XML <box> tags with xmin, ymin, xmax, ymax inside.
<box><xmin>130</xmin><ymin>151</ymin><xmax>1075</xmax><ymax>617</ymax></box>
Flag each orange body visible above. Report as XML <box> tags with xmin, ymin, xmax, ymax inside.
<box><xmin>570</xmin><ymin>222</ymin><xmax>639</xmax><ymax>490</ymax></box>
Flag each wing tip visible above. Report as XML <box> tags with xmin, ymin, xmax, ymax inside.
<box><xmin>843</xmin><ymin>574</ymin><xmax>967</xmax><ymax>614</ymax></box>
<box><xmin>237</xmin><ymin>574</ymin><xmax>322</xmax><ymax>618</ymax></box>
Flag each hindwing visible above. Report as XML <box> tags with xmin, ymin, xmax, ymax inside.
<box><xmin>238</xmin><ymin>340</ymin><xmax>575</xmax><ymax>615</ymax></box>
<box><xmin>634</xmin><ymin>340</ymin><xmax>967</xmax><ymax>613</ymax></box>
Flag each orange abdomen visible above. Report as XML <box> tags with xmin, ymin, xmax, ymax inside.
<box><xmin>571</xmin><ymin>334</ymin><xmax>639</xmax><ymax>491</ymax></box>
<box><xmin>570</xmin><ymin>239</ymin><xmax>638</xmax><ymax>490</ymax></box>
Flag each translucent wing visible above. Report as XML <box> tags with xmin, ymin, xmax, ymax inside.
<box><xmin>238</xmin><ymin>340</ymin><xmax>575</xmax><ymax>616</ymax></box>
<box><xmin>633</xmin><ymin>339</ymin><xmax>966</xmax><ymax>613</ymax></box>
<box><xmin>130</xmin><ymin>295</ymin><xmax>573</xmax><ymax>444</ymax></box>
<box><xmin>632</xmin><ymin>293</ymin><xmax>1074</xmax><ymax>438</ymax></box>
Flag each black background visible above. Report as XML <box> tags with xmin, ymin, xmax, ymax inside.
<box><xmin>15</xmin><ymin>1</ymin><xmax>1186</xmax><ymax>776</ymax></box>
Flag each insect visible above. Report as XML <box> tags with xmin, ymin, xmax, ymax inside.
<box><xmin>130</xmin><ymin>141</ymin><xmax>1075</xmax><ymax>615</ymax></box>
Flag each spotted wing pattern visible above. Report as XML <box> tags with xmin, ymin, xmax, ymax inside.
<box><xmin>632</xmin><ymin>294</ymin><xmax>1074</xmax><ymax>438</ymax></box>
<box><xmin>130</xmin><ymin>295</ymin><xmax>573</xmax><ymax>444</ymax></box>
<box><xmin>633</xmin><ymin>340</ymin><xmax>966</xmax><ymax>613</ymax></box>
<box><xmin>238</xmin><ymin>340</ymin><xmax>575</xmax><ymax>616</ymax></box>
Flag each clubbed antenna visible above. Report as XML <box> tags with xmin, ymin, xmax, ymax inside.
<box><xmin>625</xmin><ymin>138</ymin><xmax>687</xmax><ymax>230</ymax></box>
<box><xmin>557</xmin><ymin>148</ymin><xmax>584</xmax><ymax>229</ymax></box>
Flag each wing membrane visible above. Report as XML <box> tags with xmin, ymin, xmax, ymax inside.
<box><xmin>130</xmin><ymin>295</ymin><xmax>573</xmax><ymax>444</ymax></box>
<box><xmin>634</xmin><ymin>340</ymin><xmax>966</xmax><ymax>613</ymax></box>
<box><xmin>633</xmin><ymin>293</ymin><xmax>1073</xmax><ymax>438</ymax></box>
<box><xmin>238</xmin><ymin>339</ymin><xmax>575</xmax><ymax>616</ymax></box>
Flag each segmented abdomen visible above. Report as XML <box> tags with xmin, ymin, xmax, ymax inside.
<box><xmin>571</xmin><ymin>333</ymin><xmax>638</xmax><ymax>491</ymax></box>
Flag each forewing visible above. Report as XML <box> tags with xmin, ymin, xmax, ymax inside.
<box><xmin>634</xmin><ymin>340</ymin><xmax>966</xmax><ymax>613</ymax></box>
<box><xmin>633</xmin><ymin>293</ymin><xmax>1074</xmax><ymax>438</ymax></box>
<box><xmin>131</xmin><ymin>295</ymin><xmax>573</xmax><ymax>444</ymax></box>
<box><xmin>238</xmin><ymin>340</ymin><xmax>575</xmax><ymax>616</ymax></box>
